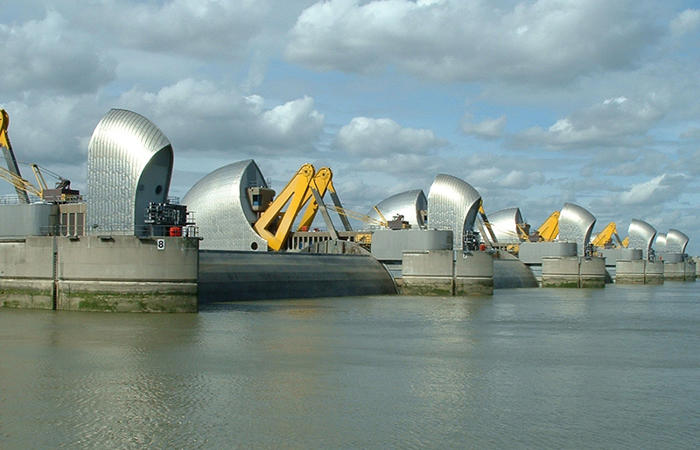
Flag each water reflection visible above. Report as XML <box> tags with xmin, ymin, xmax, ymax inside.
<box><xmin>1</xmin><ymin>286</ymin><xmax>699</xmax><ymax>448</ymax></box>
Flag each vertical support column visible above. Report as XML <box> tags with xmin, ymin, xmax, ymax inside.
<box><xmin>52</xmin><ymin>235</ymin><xmax>58</xmax><ymax>310</ymax></box>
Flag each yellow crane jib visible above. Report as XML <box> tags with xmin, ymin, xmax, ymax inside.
<box><xmin>0</xmin><ymin>109</ymin><xmax>10</xmax><ymax>150</ymax></box>
<box><xmin>535</xmin><ymin>210</ymin><xmax>560</xmax><ymax>242</ymax></box>
<box><xmin>592</xmin><ymin>222</ymin><xmax>627</xmax><ymax>248</ymax></box>
<box><xmin>0</xmin><ymin>109</ymin><xmax>31</xmax><ymax>203</ymax></box>
<box><xmin>0</xmin><ymin>166</ymin><xmax>43</xmax><ymax>199</ymax></box>
<box><xmin>296</xmin><ymin>167</ymin><xmax>333</xmax><ymax>231</ymax></box>
<box><xmin>31</xmin><ymin>163</ymin><xmax>49</xmax><ymax>191</ymax></box>
<box><xmin>253</xmin><ymin>163</ymin><xmax>315</xmax><ymax>251</ymax></box>
<box><xmin>478</xmin><ymin>202</ymin><xmax>498</xmax><ymax>245</ymax></box>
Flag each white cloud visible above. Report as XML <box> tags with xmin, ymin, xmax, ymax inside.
<box><xmin>462</xmin><ymin>115</ymin><xmax>507</xmax><ymax>139</ymax></box>
<box><xmin>514</xmin><ymin>95</ymin><xmax>664</xmax><ymax>149</ymax></box>
<box><xmin>72</xmin><ymin>0</ymin><xmax>270</xmax><ymax>59</ymax></box>
<box><xmin>335</xmin><ymin>117</ymin><xmax>446</xmax><ymax>156</ymax></box>
<box><xmin>468</xmin><ymin>167</ymin><xmax>544</xmax><ymax>190</ymax></box>
<box><xmin>286</xmin><ymin>0</ymin><xmax>657</xmax><ymax>84</ymax></box>
<box><xmin>0</xmin><ymin>11</ymin><xmax>114</xmax><ymax>95</ymax></box>
<box><xmin>118</xmin><ymin>79</ymin><xmax>324</xmax><ymax>154</ymax></box>
<box><xmin>618</xmin><ymin>174</ymin><xmax>688</xmax><ymax>205</ymax></box>
<box><xmin>670</xmin><ymin>9</ymin><xmax>700</xmax><ymax>36</ymax></box>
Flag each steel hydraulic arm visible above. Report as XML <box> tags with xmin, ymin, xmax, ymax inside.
<box><xmin>0</xmin><ymin>109</ymin><xmax>30</xmax><ymax>203</ymax></box>
<box><xmin>478</xmin><ymin>203</ymin><xmax>498</xmax><ymax>246</ymax></box>
<box><xmin>296</xmin><ymin>167</ymin><xmax>353</xmax><ymax>232</ymax></box>
<box><xmin>592</xmin><ymin>222</ymin><xmax>627</xmax><ymax>248</ymax></box>
<box><xmin>536</xmin><ymin>211</ymin><xmax>560</xmax><ymax>242</ymax></box>
<box><xmin>253</xmin><ymin>163</ymin><xmax>315</xmax><ymax>251</ymax></box>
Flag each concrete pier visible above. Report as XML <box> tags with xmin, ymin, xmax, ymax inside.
<box><xmin>615</xmin><ymin>259</ymin><xmax>664</xmax><ymax>284</ymax></box>
<box><xmin>645</xmin><ymin>261</ymin><xmax>665</xmax><ymax>284</ymax></box>
<box><xmin>454</xmin><ymin>251</ymin><xmax>494</xmax><ymax>296</ymax></box>
<box><xmin>685</xmin><ymin>260</ymin><xmax>697</xmax><ymax>281</ymax></box>
<box><xmin>1</xmin><ymin>236</ymin><xmax>199</xmax><ymax>312</ymax></box>
<box><xmin>579</xmin><ymin>257</ymin><xmax>607</xmax><ymax>288</ymax></box>
<box><xmin>400</xmin><ymin>250</ymin><xmax>494</xmax><ymax>296</ymax></box>
<box><xmin>400</xmin><ymin>250</ymin><xmax>454</xmax><ymax>296</ymax></box>
<box><xmin>615</xmin><ymin>259</ymin><xmax>646</xmax><ymax>284</ymax></box>
<box><xmin>661</xmin><ymin>255</ymin><xmax>696</xmax><ymax>281</ymax></box>
<box><xmin>541</xmin><ymin>256</ymin><xmax>606</xmax><ymax>288</ymax></box>
<box><xmin>541</xmin><ymin>257</ymin><xmax>580</xmax><ymax>288</ymax></box>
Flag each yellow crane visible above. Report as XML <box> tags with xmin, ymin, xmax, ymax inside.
<box><xmin>0</xmin><ymin>110</ymin><xmax>80</xmax><ymax>203</ymax></box>
<box><xmin>534</xmin><ymin>210</ymin><xmax>560</xmax><ymax>242</ymax></box>
<box><xmin>591</xmin><ymin>222</ymin><xmax>628</xmax><ymax>248</ymax></box>
<box><xmin>254</xmin><ymin>164</ymin><xmax>316</xmax><ymax>251</ymax></box>
<box><xmin>295</xmin><ymin>167</ymin><xmax>352</xmax><ymax>232</ymax></box>
<box><xmin>1</xmin><ymin>109</ymin><xmax>30</xmax><ymax>203</ymax></box>
<box><xmin>0</xmin><ymin>165</ymin><xmax>43</xmax><ymax>199</ymax></box>
<box><xmin>253</xmin><ymin>164</ymin><xmax>359</xmax><ymax>250</ymax></box>
<box><xmin>477</xmin><ymin>203</ymin><xmax>498</xmax><ymax>246</ymax></box>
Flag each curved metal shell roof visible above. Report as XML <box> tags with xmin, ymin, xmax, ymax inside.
<box><xmin>558</xmin><ymin>203</ymin><xmax>596</xmax><ymax>256</ymax></box>
<box><xmin>655</xmin><ymin>233</ymin><xmax>667</xmax><ymax>252</ymax></box>
<box><xmin>182</xmin><ymin>159</ymin><xmax>268</xmax><ymax>251</ymax></box>
<box><xmin>86</xmin><ymin>109</ymin><xmax>173</xmax><ymax>235</ymax></box>
<box><xmin>628</xmin><ymin>219</ymin><xmax>656</xmax><ymax>259</ymax></box>
<box><xmin>665</xmin><ymin>229</ymin><xmax>689</xmax><ymax>254</ymax></box>
<box><xmin>488</xmin><ymin>207</ymin><xmax>524</xmax><ymax>244</ymax></box>
<box><xmin>427</xmin><ymin>174</ymin><xmax>481</xmax><ymax>250</ymax></box>
<box><xmin>366</xmin><ymin>189</ymin><xmax>427</xmax><ymax>229</ymax></box>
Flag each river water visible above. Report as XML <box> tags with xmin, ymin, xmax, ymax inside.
<box><xmin>1</xmin><ymin>283</ymin><xmax>699</xmax><ymax>449</ymax></box>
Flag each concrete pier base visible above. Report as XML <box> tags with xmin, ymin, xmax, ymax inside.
<box><xmin>400</xmin><ymin>250</ymin><xmax>494</xmax><ymax>296</ymax></box>
<box><xmin>580</xmin><ymin>257</ymin><xmax>606</xmax><ymax>288</ymax></box>
<box><xmin>645</xmin><ymin>261</ymin><xmax>664</xmax><ymax>284</ymax></box>
<box><xmin>684</xmin><ymin>260</ymin><xmax>696</xmax><ymax>281</ymax></box>
<box><xmin>615</xmin><ymin>260</ymin><xmax>665</xmax><ymax>284</ymax></box>
<box><xmin>455</xmin><ymin>251</ymin><xmax>494</xmax><ymax>296</ymax></box>
<box><xmin>615</xmin><ymin>259</ymin><xmax>646</xmax><ymax>284</ymax></box>
<box><xmin>665</xmin><ymin>261</ymin><xmax>690</xmax><ymax>281</ymax></box>
<box><xmin>541</xmin><ymin>257</ymin><xmax>580</xmax><ymax>288</ymax></box>
<box><xmin>401</xmin><ymin>250</ymin><xmax>454</xmax><ymax>296</ymax></box>
<box><xmin>0</xmin><ymin>278</ymin><xmax>54</xmax><ymax>309</ymax></box>
<box><xmin>664</xmin><ymin>260</ymin><xmax>697</xmax><ymax>281</ymax></box>
<box><xmin>1</xmin><ymin>236</ymin><xmax>199</xmax><ymax>312</ymax></box>
<box><xmin>621</xmin><ymin>260</ymin><xmax>662</xmax><ymax>284</ymax></box>
<box><xmin>542</xmin><ymin>256</ymin><xmax>606</xmax><ymax>288</ymax></box>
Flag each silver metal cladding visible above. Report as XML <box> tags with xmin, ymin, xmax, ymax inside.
<box><xmin>628</xmin><ymin>219</ymin><xmax>656</xmax><ymax>259</ymax></box>
<box><xmin>655</xmin><ymin>233</ymin><xmax>667</xmax><ymax>253</ymax></box>
<box><xmin>665</xmin><ymin>229</ymin><xmax>689</xmax><ymax>254</ymax></box>
<box><xmin>182</xmin><ymin>159</ymin><xmax>269</xmax><ymax>251</ymax></box>
<box><xmin>488</xmin><ymin>207</ymin><xmax>525</xmax><ymax>244</ymax></box>
<box><xmin>427</xmin><ymin>174</ymin><xmax>481</xmax><ymax>250</ymax></box>
<box><xmin>86</xmin><ymin>109</ymin><xmax>173</xmax><ymax>235</ymax></box>
<box><xmin>558</xmin><ymin>202</ymin><xmax>596</xmax><ymax>256</ymax></box>
<box><xmin>366</xmin><ymin>189</ymin><xmax>427</xmax><ymax>229</ymax></box>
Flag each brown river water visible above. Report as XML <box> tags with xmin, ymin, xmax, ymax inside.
<box><xmin>1</xmin><ymin>283</ymin><xmax>699</xmax><ymax>448</ymax></box>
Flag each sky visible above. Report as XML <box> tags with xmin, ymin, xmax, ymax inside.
<box><xmin>2</xmin><ymin>0</ymin><xmax>700</xmax><ymax>253</ymax></box>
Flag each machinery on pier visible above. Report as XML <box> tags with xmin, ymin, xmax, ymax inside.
<box><xmin>532</xmin><ymin>211</ymin><xmax>560</xmax><ymax>242</ymax></box>
<box><xmin>591</xmin><ymin>222</ymin><xmax>629</xmax><ymax>249</ymax></box>
<box><xmin>0</xmin><ymin>109</ymin><xmax>80</xmax><ymax>204</ymax></box>
<box><xmin>253</xmin><ymin>163</ymin><xmax>354</xmax><ymax>251</ymax></box>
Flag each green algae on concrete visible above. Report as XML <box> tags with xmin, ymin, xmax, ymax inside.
<box><xmin>0</xmin><ymin>287</ymin><xmax>54</xmax><ymax>310</ymax></box>
<box><xmin>64</xmin><ymin>291</ymin><xmax>197</xmax><ymax>313</ymax></box>
<box><xmin>397</xmin><ymin>277</ymin><xmax>454</xmax><ymax>296</ymax></box>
